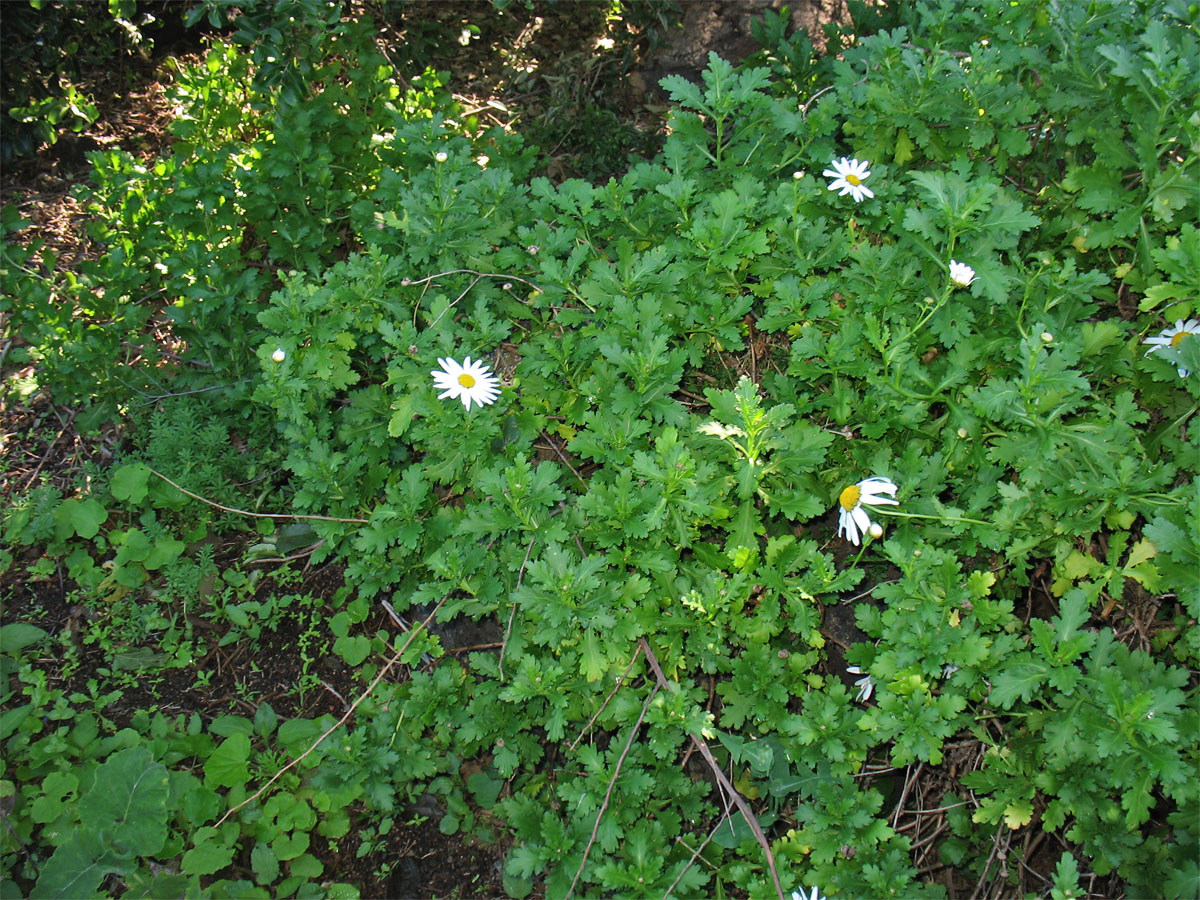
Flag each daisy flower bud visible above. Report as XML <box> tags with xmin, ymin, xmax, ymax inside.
<box><xmin>434</xmin><ymin>151</ymin><xmax>448</xmax><ymax>163</ymax></box>
<box><xmin>271</xmin><ymin>348</ymin><xmax>286</xmax><ymax>363</ymax></box>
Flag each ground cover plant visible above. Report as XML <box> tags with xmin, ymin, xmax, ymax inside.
<box><xmin>2</xmin><ymin>0</ymin><xmax>1198</xmax><ymax>898</ymax></box>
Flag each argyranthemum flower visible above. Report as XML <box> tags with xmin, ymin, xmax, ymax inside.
<box><xmin>846</xmin><ymin>666</ymin><xmax>874</xmax><ymax>703</ymax></box>
<box><xmin>822</xmin><ymin>156</ymin><xmax>874</xmax><ymax>202</ymax></box>
<box><xmin>793</xmin><ymin>887</ymin><xmax>827</xmax><ymax>900</ymax></box>
<box><xmin>271</xmin><ymin>347</ymin><xmax>286</xmax><ymax>363</ymax></box>
<box><xmin>1143</xmin><ymin>318</ymin><xmax>1200</xmax><ymax>376</ymax></box>
<box><xmin>431</xmin><ymin>356</ymin><xmax>500</xmax><ymax>411</ymax></box>
<box><xmin>836</xmin><ymin>476</ymin><xmax>899</xmax><ymax>545</ymax></box>
<box><xmin>949</xmin><ymin>259</ymin><xmax>976</xmax><ymax>287</ymax></box>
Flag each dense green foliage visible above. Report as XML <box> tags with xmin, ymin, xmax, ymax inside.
<box><xmin>2</xmin><ymin>0</ymin><xmax>1198</xmax><ymax>898</ymax></box>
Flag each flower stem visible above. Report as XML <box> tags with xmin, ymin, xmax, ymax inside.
<box><xmin>874</xmin><ymin>509</ymin><xmax>991</xmax><ymax>527</ymax></box>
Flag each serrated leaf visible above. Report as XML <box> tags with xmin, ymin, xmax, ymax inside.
<box><xmin>252</xmin><ymin>842</ymin><xmax>280</xmax><ymax>885</ymax></box>
<box><xmin>388</xmin><ymin>395</ymin><xmax>415</xmax><ymax>438</ymax></box>
<box><xmin>1003</xmin><ymin>798</ymin><xmax>1034</xmax><ymax>829</ymax></box>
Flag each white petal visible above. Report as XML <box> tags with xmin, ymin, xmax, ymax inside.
<box><xmin>838</xmin><ymin>507</ymin><xmax>860</xmax><ymax>545</ymax></box>
<box><xmin>850</xmin><ymin>505</ymin><xmax>872</xmax><ymax>536</ymax></box>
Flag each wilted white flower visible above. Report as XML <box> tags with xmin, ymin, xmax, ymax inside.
<box><xmin>271</xmin><ymin>348</ymin><xmax>286</xmax><ymax>363</ymax></box>
<box><xmin>1143</xmin><ymin>318</ymin><xmax>1200</xmax><ymax>376</ymax></box>
<box><xmin>836</xmin><ymin>476</ymin><xmax>899</xmax><ymax>546</ymax></box>
<box><xmin>793</xmin><ymin>888</ymin><xmax>827</xmax><ymax>900</ymax></box>
<box><xmin>846</xmin><ymin>666</ymin><xmax>874</xmax><ymax>703</ymax></box>
<box><xmin>822</xmin><ymin>156</ymin><xmax>874</xmax><ymax>202</ymax></box>
<box><xmin>948</xmin><ymin>259</ymin><xmax>976</xmax><ymax>287</ymax></box>
<box><xmin>943</xmin><ymin>664</ymin><xmax>960</xmax><ymax>678</ymax></box>
<box><xmin>430</xmin><ymin>356</ymin><xmax>500</xmax><ymax>410</ymax></box>
<box><xmin>434</xmin><ymin>151</ymin><xmax>448</xmax><ymax>163</ymax></box>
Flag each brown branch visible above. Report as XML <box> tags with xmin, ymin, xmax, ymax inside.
<box><xmin>214</xmin><ymin>594</ymin><xmax>448</xmax><ymax>828</ymax></box>
<box><xmin>638</xmin><ymin>637</ymin><xmax>785</xmax><ymax>900</ymax></box>
<box><xmin>147</xmin><ymin>467</ymin><xmax>368</xmax><ymax>523</ymax></box>
<box><xmin>568</xmin><ymin>643</ymin><xmax>644</xmax><ymax>752</ymax></box>
<box><xmin>566</xmin><ymin>679</ymin><xmax>660</xmax><ymax>900</ymax></box>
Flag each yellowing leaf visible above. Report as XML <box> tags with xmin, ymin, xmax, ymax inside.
<box><xmin>1124</xmin><ymin>538</ymin><xmax>1157</xmax><ymax>570</ymax></box>
<box><xmin>949</xmin><ymin>609</ymin><xmax>961</xmax><ymax>627</ymax></box>
<box><xmin>1004</xmin><ymin>799</ymin><xmax>1034</xmax><ymax>829</ymax></box>
<box><xmin>733</xmin><ymin>769</ymin><xmax>760</xmax><ymax>799</ymax></box>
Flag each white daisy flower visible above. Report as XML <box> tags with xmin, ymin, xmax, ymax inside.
<box><xmin>846</xmin><ymin>666</ymin><xmax>874</xmax><ymax>703</ymax></box>
<box><xmin>271</xmin><ymin>347</ymin><xmax>286</xmax><ymax>363</ymax></box>
<box><xmin>822</xmin><ymin>156</ymin><xmax>874</xmax><ymax>202</ymax></box>
<box><xmin>430</xmin><ymin>356</ymin><xmax>500</xmax><ymax>410</ymax></box>
<box><xmin>792</xmin><ymin>886</ymin><xmax>828</xmax><ymax>900</ymax></box>
<box><xmin>1143</xmin><ymin>318</ymin><xmax>1200</xmax><ymax>376</ymax></box>
<box><xmin>948</xmin><ymin>259</ymin><xmax>976</xmax><ymax>287</ymax></box>
<box><xmin>836</xmin><ymin>476</ymin><xmax>899</xmax><ymax>545</ymax></box>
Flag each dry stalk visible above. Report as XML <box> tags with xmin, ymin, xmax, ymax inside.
<box><xmin>638</xmin><ymin>637</ymin><xmax>785</xmax><ymax>900</ymax></box>
<box><xmin>214</xmin><ymin>594</ymin><xmax>448</xmax><ymax>828</ymax></box>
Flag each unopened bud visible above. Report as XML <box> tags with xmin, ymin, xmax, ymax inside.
<box><xmin>271</xmin><ymin>348</ymin><xmax>286</xmax><ymax>363</ymax></box>
<box><xmin>1041</xmin><ymin>332</ymin><xmax>1054</xmax><ymax>343</ymax></box>
<box><xmin>868</xmin><ymin>523</ymin><xmax>884</xmax><ymax>539</ymax></box>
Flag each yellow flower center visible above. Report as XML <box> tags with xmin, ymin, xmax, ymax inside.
<box><xmin>846</xmin><ymin>174</ymin><xmax>862</xmax><ymax>186</ymax></box>
<box><xmin>458</xmin><ymin>373</ymin><xmax>476</xmax><ymax>388</ymax></box>
<box><xmin>839</xmin><ymin>485</ymin><xmax>861</xmax><ymax>510</ymax></box>
<box><xmin>1170</xmin><ymin>331</ymin><xmax>1193</xmax><ymax>349</ymax></box>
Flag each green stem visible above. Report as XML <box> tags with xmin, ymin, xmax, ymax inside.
<box><xmin>874</xmin><ymin>509</ymin><xmax>992</xmax><ymax>527</ymax></box>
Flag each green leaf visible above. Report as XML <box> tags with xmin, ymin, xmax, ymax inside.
<box><xmin>252</xmin><ymin>842</ymin><xmax>280</xmax><ymax>885</ymax></box>
<box><xmin>78</xmin><ymin>746</ymin><xmax>170</xmax><ymax>858</ymax></box>
<box><xmin>204</xmin><ymin>734</ymin><xmax>251</xmax><ymax>789</ymax></box>
<box><xmin>54</xmin><ymin>498</ymin><xmax>108</xmax><ymax>540</ymax></box>
<box><xmin>110</xmin><ymin>463</ymin><xmax>151</xmax><ymax>505</ymax></box>
<box><xmin>0</xmin><ymin>623</ymin><xmax>48</xmax><ymax>655</ymax></box>
<box><xmin>467</xmin><ymin>771</ymin><xmax>503</xmax><ymax>809</ymax></box>
<box><xmin>0</xmin><ymin>704</ymin><xmax>32</xmax><ymax>740</ymax></box>
<box><xmin>333</xmin><ymin>634</ymin><xmax>372</xmax><ymax>667</ymax></box>
<box><xmin>579</xmin><ymin>629</ymin><xmax>605</xmax><ymax>683</ymax></box>
<box><xmin>388</xmin><ymin>395</ymin><xmax>415</xmax><ymax>438</ymax></box>
<box><xmin>990</xmin><ymin>660</ymin><xmax>1047</xmax><ymax>707</ymax></box>
<box><xmin>182</xmin><ymin>827</ymin><xmax>237</xmax><ymax>876</ymax></box>
<box><xmin>275</xmin><ymin>523</ymin><xmax>318</xmax><ymax>554</ymax></box>
<box><xmin>34</xmin><ymin>832</ymin><xmax>116</xmax><ymax>899</ymax></box>
<box><xmin>272</xmin><ymin>830</ymin><xmax>310</xmax><ymax>861</ymax></box>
